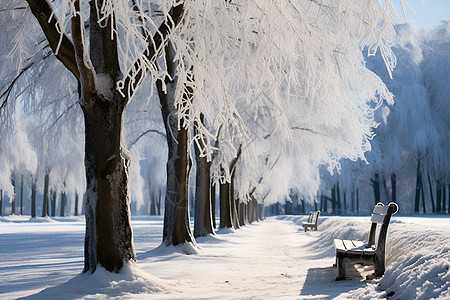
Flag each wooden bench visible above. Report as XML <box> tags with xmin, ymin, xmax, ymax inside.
<box><xmin>334</xmin><ymin>202</ymin><xmax>398</xmax><ymax>281</ymax></box>
<box><xmin>303</xmin><ymin>210</ymin><xmax>321</xmax><ymax>231</ymax></box>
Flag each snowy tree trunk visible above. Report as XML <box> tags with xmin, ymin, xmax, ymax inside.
<box><xmin>371</xmin><ymin>173</ymin><xmax>381</xmax><ymax>205</ymax></box>
<box><xmin>414</xmin><ymin>159</ymin><xmax>422</xmax><ymax>213</ymax></box>
<box><xmin>150</xmin><ymin>188</ymin><xmax>157</xmax><ymax>216</ymax></box>
<box><xmin>230</xmin><ymin>174</ymin><xmax>240</xmax><ymax>229</ymax></box>
<box><xmin>20</xmin><ymin>175</ymin><xmax>24</xmax><ymax>215</ymax></box>
<box><xmin>211</xmin><ymin>182</ymin><xmax>216</xmax><ymax>229</ymax></box>
<box><xmin>60</xmin><ymin>191</ymin><xmax>67</xmax><ymax>217</ymax></box>
<box><xmin>239</xmin><ymin>202</ymin><xmax>248</xmax><ymax>226</ymax></box>
<box><xmin>51</xmin><ymin>190</ymin><xmax>56</xmax><ymax>217</ymax></box>
<box><xmin>427</xmin><ymin>171</ymin><xmax>435</xmax><ymax>213</ymax></box>
<box><xmin>436</xmin><ymin>180</ymin><xmax>442</xmax><ymax>213</ymax></box>
<box><xmin>219</xmin><ymin>181</ymin><xmax>233</xmax><ymax>228</ymax></box>
<box><xmin>81</xmin><ymin>94</ymin><xmax>135</xmax><ymax>272</ymax></box>
<box><xmin>157</xmin><ymin>42</ymin><xmax>194</xmax><ymax>246</ymax></box>
<box><xmin>31</xmin><ymin>179</ymin><xmax>36</xmax><ymax>218</ymax></box>
<box><xmin>11</xmin><ymin>175</ymin><xmax>16</xmax><ymax>215</ymax></box>
<box><xmin>194</xmin><ymin>125</ymin><xmax>215</xmax><ymax>238</ymax></box>
<box><xmin>42</xmin><ymin>171</ymin><xmax>49</xmax><ymax>217</ymax></box>
<box><xmin>74</xmin><ymin>191</ymin><xmax>79</xmax><ymax>216</ymax></box>
<box><xmin>391</xmin><ymin>174</ymin><xmax>397</xmax><ymax>204</ymax></box>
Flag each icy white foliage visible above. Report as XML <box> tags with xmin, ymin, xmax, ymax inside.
<box><xmin>422</xmin><ymin>19</ymin><xmax>450</xmax><ymax>180</ymax></box>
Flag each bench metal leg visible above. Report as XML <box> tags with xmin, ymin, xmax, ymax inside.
<box><xmin>373</xmin><ymin>255</ymin><xmax>385</xmax><ymax>277</ymax></box>
<box><xmin>335</xmin><ymin>255</ymin><xmax>347</xmax><ymax>281</ymax></box>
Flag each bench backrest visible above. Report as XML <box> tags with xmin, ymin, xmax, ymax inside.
<box><xmin>307</xmin><ymin>211</ymin><xmax>314</xmax><ymax>223</ymax></box>
<box><xmin>311</xmin><ymin>210</ymin><xmax>320</xmax><ymax>225</ymax></box>
<box><xmin>367</xmin><ymin>202</ymin><xmax>398</xmax><ymax>255</ymax></box>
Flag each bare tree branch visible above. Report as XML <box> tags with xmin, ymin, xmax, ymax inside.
<box><xmin>128</xmin><ymin>129</ymin><xmax>166</xmax><ymax>149</ymax></box>
<box><xmin>26</xmin><ymin>0</ymin><xmax>80</xmax><ymax>81</ymax></box>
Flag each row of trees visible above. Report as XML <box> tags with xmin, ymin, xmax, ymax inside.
<box><xmin>1</xmin><ymin>0</ymin><xmax>412</xmax><ymax>274</ymax></box>
<box><xmin>315</xmin><ymin>21</ymin><xmax>450</xmax><ymax>215</ymax></box>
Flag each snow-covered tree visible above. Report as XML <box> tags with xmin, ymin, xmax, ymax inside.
<box><xmin>1</xmin><ymin>0</ymin><xmax>413</xmax><ymax>275</ymax></box>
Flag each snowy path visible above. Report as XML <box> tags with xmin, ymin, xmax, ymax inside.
<box><xmin>141</xmin><ymin>218</ymin><xmax>365</xmax><ymax>299</ymax></box>
<box><xmin>4</xmin><ymin>215</ymin><xmax>447</xmax><ymax>299</ymax></box>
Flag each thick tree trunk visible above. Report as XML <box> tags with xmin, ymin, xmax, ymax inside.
<box><xmin>51</xmin><ymin>190</ymin><xmax>56</xmax><ymax>217</ymax></box>
<box><xmin>194</xmin><ymin>128</ymin><xmax>214</xmax><ymax>238</ymax></box>
<box><xmin>150</xmin><ymin>188</ymin><xmax>157</xmax><ymax>216</ymax></box>
<box><xmin>414</xmin><ymin>160</ymin><xmax>422</xmax><ymax>213</ymax></box>
<box><xmin>219</xmin><ymin>181</ymin><xmax>233</xmax><ymax>228</ymax></box>
<box><xmin>356</xmin><ymin>188</ymin><xmax>359</xmax><ymax>214</ymax></box>
<box><xmin>82</xmin><ymin>95</ymin><xmax>135</xmax><ymax>273</ymax></box>
<box><xmin>211</xmin><ymin>182</ymin><xmax>216</xmax><ymax>229</ymax></box>
<box><xmin>420</xmin><ymin>178</ymin><xmax>426</xmax><ymax>214</ymax></box>
<box><xmin>336</xmin><ymin>182</ymin><xmax>342</xmax><ymax>213</ymax></box>
<box><xmin>436</xmin><ymin>180</ymin><xmax>442</xmax><ymax>213</ymax></box>
<box><xmin>230</xmin><ymin>174</ymin><xmax>240</xmax><ymax>229</ymax></box>
<box><xmin>74</xmin><ymin>191</ymin><xmax>79</xmax><ymax>216</ymax></box>
<box><xmin>391</xmin><ymin>173</ymin><xmax>397</xmax><ymax>203</ymax></box>
<box><xmin>156</xmin><ymin>43</ymin><xmax>194</xmax><ymax>247</ymax></box>
<box><xmin>371</xmin><ymin>173</ymin><xmax>381</xmax><ymax>205</ymax></box>
<box><xmin>42</xmin><ymin>171</ymin><xmax>49</xmax><ymax>217</ymax></box>
<box><xmin>31</xmin><ymin>179</ymin><xmax>36</xmax><ymax>218</ymax></box>
<box><xmin>331</xmin><ymin>185</ymin><xmax>336</xmax><ymax>213</ymax></box>
<box><xmin>249</xmin><ymin>196</ymin><xmax>258</xmax><ymax>223</ymax></box>
<box><xmin>239</xmin><ymin>202</ymin><xmax>247</xmax><ymax>226</ymax></box>
<box><xmin>60</xmin><ymin>191</ymin><xmax>67</xmax><ymax>217</ymax></box>
<box><xmin>11</xmin><ymin>175</ymin><xmax>16</xmax><ymax>215</ymax></box>
<box><xmin>427</xmin><ymin>171</ymin><xmax>435</xmax><ymax>213</ymax></box>
<box><xmin>20</xmin><ymin>175</ymin><xmax>24</xmax><ymax>215</ymax></box>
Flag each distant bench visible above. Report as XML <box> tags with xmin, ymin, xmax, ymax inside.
<box><xmin>334</xmin><ymin>202</ymin><xmax>398</xmax><ymax>281</ymax></box>
<box><xmin>302</xmin><ymin>210</ymin><xmax>321</xmax><ymax>232</ymax></box>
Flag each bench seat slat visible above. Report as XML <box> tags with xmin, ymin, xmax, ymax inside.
<box><xmin>372</xmin><ymin>205</ymin><xmax>389</xmax><ymax>214</ymax></box>
<box><xmin>334</xmin><ymin>239</ymin><xmax>376</xmax><ymax>254</ymax></box>
<box><xmin>370</xmin><ymin>213</ymin><xmax>386</xmax><ymax>224</ymax></box>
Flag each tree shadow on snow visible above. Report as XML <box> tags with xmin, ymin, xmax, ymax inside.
<box><xmin>299</xmin><ymin>265</ymin><xmax>367</xmax><ymax>299</ymax></box>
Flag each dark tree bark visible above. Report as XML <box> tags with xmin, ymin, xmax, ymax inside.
<box><xmin>427</xmin><ymin>171</ymin><xmax>435</xmax><ymax>213</ymax></box>
<box><xmin>193</xmin><ymin>118</ymin><xmax>215</xmax><ymax>238</ymax></box>
<box><xmin>20</xmin><ymin>175</ymin><xmax>24</xmax><ymax>215</ymax></box>
<box><xmin>331</xmin><ymin>185</ymin><xmax>336</xmax><ymax>213</ymax></box>
<box><xmin>31</xmin><ymin>178</ymin><xmax>36</xmax><ymax>218</ymax></box>
<box><xmin>42</xmin><ymin>171</ymin><xmax>49</xmax><ymax>217</ymax></box>
<box><xmin>26</xmin><ymin>0</ymin><xmax>184</xmax><ymax>272</ymax></box>
<box><xmin>51</xmin><ymin>190</ymin><xmax>56</xmax><ymax>217</ymax></box>
<box><xmin>371</xmin><ymin>173</ymin><xmax>381</xmax><ymax>205</ymax></box>
<box><xmin>60</xmin><ymin>191</ymin><xmax>67</xmax><ymax>217</ymax></box>
<box><xmin>356</xmin><ymin>188</ymin><xmax>359</xmax><ymax>214</ymax></box>
<box><xmin>436</xmin><ymin>180</ymin><xmax>442</xmax><ymax>213</ymax></box>
<box><xmin>211</xmin><ymin>182</ymin><xmax>216</xmax><ymax>228</ymax></box>
<box><xmin>219</xmin><ymin>181</ymin><xmax>233</xmax><ymax>228</ymax></box>
<box><xmin>150</xmin><ymin>188</ymin><xmax>157</xmax><ymax>216</ymax></box>
<box><xmin>74</xmin><ymin>191</ymin><xmax>79</xmax><ymax>216</ymax></box>
<box><xmin>336</xmin><ymin>182</ymin><xmax>342</xmax><ymax>213</ymax></box>
<box><xmin>442</xmin><ymin>184</ymin><xmax>446</xmax><ymax>213</ymax></box>
<box><xmin>391</xmin><ymin>173</ymin><xmax>397</xmax><ymax>203</ymax></box>
<box><xmin>157</xmin><ymin>41</ymin><xmax>194</xmax><ymax>247</ymax></box>
<box><xmin>230</xmin><ymin>172</ymin><xmax>240</xmax><ymax>229</ymax></box>
<box><xmin>414</xmin><ymin>160</ymin><xmax>422</xmax><ymax>213</ymax></box>
<box><xmin>239</xmin><ymin>202</ymin><xmax>248</xmax><ymax>226</ymax></box>
<box><xmin>0</xmin><ymin>189</ymin><xmax>3</xmax><ymax>216</ymax></box>
<box><xmin>420</xmin><ymin>178</ymin><xmax>426</xmax><ymax>214</ymax></box>
<box><xmin>249</xmin><ymin>196</ymin><xmax>258</xmax><ymax>223</ymax></box>
<box><xmin>11</xmin><ymin>174</ymin><xmax>16</xmax><ymax>215</ymax></box>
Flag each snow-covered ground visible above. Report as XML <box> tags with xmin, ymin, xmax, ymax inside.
<box><xmin>0</xmin><ymin>214</ymin><xmax>449</xmax><ymax>299</ymax></box>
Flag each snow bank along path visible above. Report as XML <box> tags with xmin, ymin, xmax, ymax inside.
<box><xmin>0</xmin><ymin>215</ymin><xmax>449</xmax><ymax>299</ymax></box>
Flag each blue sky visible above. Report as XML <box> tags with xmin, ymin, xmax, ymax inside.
<box><xmin>395</xmin><ymin>0</ymin><xmax>450</xmax><ymax>29</ymax></box>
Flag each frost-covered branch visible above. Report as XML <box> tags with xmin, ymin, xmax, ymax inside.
<box><xmin>25</xmin><ymin>0</ymin><xmax>79</xmax><ymax>80</ymax></box>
